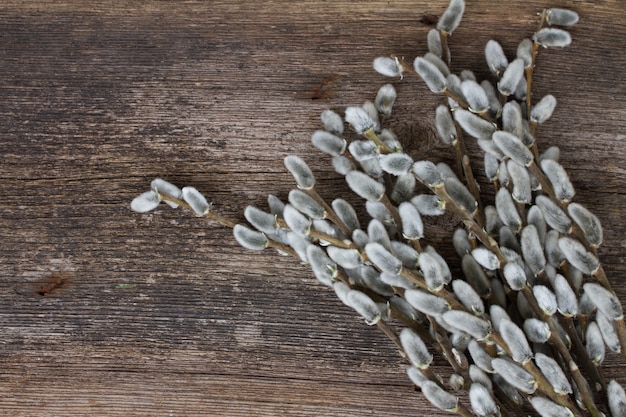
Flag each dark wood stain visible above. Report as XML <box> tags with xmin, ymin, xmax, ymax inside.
<box><xmin>35</xmin><ymin>272</ymin><xmax>72</xmax><ymax>296</ymax></box>
<box><xmin>0</xmin><ymin>1</ymin><xmax>624</xmax><ymax>416</ymax></box>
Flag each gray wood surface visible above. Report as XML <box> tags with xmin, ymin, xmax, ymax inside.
<box><xmin>1</xmin><ymin>1</ymin><xmax>624</xmax><ymax>416</ymax></box>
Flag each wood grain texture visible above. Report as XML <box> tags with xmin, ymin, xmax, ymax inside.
<box><xmin>0</xmin><ymin>1</ymin><xmax>624</xmax><ymax>416</ymax></box>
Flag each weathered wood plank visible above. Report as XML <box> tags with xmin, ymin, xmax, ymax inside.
<box><xmin>0</xmin><ymin>1</ymin><xmax>624</xmax><ymax>415</ymax></box>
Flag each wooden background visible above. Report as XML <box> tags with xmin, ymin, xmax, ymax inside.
<box><xmin>0</xmin><ymin>1</ymin><xmax>624</xmax><ymax>416</ymax></box>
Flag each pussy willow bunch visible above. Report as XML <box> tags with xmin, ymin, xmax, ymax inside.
<box><xmin>131</xmin><ymin>1</ymin><xmax>626</xmax><ymax>416</ymax></box>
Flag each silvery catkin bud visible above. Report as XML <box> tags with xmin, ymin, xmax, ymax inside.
<box><xmin>418</xmin><ymin>252</ymin><xmax>448</xmax><ymax>291</ymax></box>
<box><xmin>267</xmin><ymin>194</ymin><xmax>285</xmax><ymax>217</ymax></box>
<box><xmin>374</xmin><ymin>83</ymin><xmax>397</xmax><ymax>115</ymax></box>
<box><xmin>373</xmin><ymin>56</ymin><xmax>404</xmax><ymax>78</ymax></box>
<box><xmin>530</xmin><ymin>94</ymin><xmax>557</xmax><ymax>124</ymax></box>
<box><xmin>530</xmin><ymin>397</ymin><xmax>574</xmax><ymax>417</ymax></box>
<box><xmin>320</xmin><ymin>109</ymin><xmax>344</xmax><ymax>135</ymax></box>
<box><xmin>442</xmin><ymin>310</ymin><xmax>492</xmax><ymax>340</ymax></box>
<box><xmin>327</xmin><ymin>246</ymin><xmax>362</xmax><ymax>269</ymax></box>
<box><xmin>462</xmin><ymin>254</ymin><xmax>491</xmax><ymax>298</ymax></box>
<box><xmin>535</xmin><ymin>195</ymin><xmax>572</xmax><ymax>233</ymax></box>
<box><xmin>608</xmin><ymin>380</ymin><xmax>626</xmax><ymax>417</ymax></box>
<box><xmin>367</xmin><ymin>218</ymin><xmax>391</xmax><ymax>251</ymax></box>
<box><xmin>469</xmin><ymin>366</ymin><xmax>492</xmax><ymax>391</ymax></box>
<box><xmin>435</xmin><ymin>105</ymin><xmax>457</xmax><ymax>145</ymax></box>
<box><xmin>380</xmin><ymin>271</ymin><xmax>415</xmax><ymax>290</ymax></box>
<box><xmin>497</xmin><ymin>58</ymin><xmax>525</xmax><ymax>96</ymax></box>
<box><xmin>424</xmin><ymin>246</ymin><xmax>452</xmax><ymax>284</ymax></box>
<box><xmin>404</xmin><ymin>289</ymin><xmax>451</xmax><ymax>316</ymax></box>
<box><xmin>545</xmin><ymin>229</ymin><xmax>565</xmax><ymax>267</ymax></box>
<box><xmin>427</xmin><ymin>28</ymin><xmax>443</xmax><ymax>57</ymax></box>
<box><xmin>500</xmin><ymin>225</ymin><xmax>521</xmax><ymax>253</ymax></box>
<box><xmin>567</xmin><ymin>202</ymin><xmax>603</xmax><ymax>247</ymax></box>
<box><xmin>586</xmin><ymin>321</ymin><xmax>605</xmax><ymax>365</ymax></box>
<box><xmin>516</xmin><ymin>38</ymin><xmax>533</xmax><ymax>68</ymax></box>
<box><xmin>398</xmin><ymin>202</ymin><xmax>424</xmax><ymax>240</ymax></box>
<box><xmin>499</xmin><ymin>320</ymin><xmax>533</xmax><ymax>364</ymax></box>
<box><xmin>524</xmin><ymin>318</ymin><xmax>551</xmax><ymax>343</ymax></box>
<box><xmin>351</xmin><ymin>229</ymin><xmax>369</xmax><ymax>248</ymax></box>
<box><xmin>446</xmin><ymin>74</ymin><xmax>463</xmax><ymax>101</ymax></box>
<box><xmin>151</xmin><ymin>178</ymin><xmax>182</xmax><ymax>207</ymax></box>
<box><xmin>492</xmin><ymin>130</ymin><xmax>534</xmax><ymax>167</ymax></box>
<box><xmin>541</xmin><ymin>145</ymin><xmax>561</xmax><ymax>162</ymax></box>
<box><xmin>481</xmin><ymin>80</ymin><xmax>501</xmax><ymax>118</ymax></box>
<box><xmin>507</xmin><ymin>160</ymin><xmax>531</xmax><ymax>203</ymax></box>
<box><xmin>306</xmin><ymin>245</ymin><xmax>336</xmax><ymax>287</ymax></box>
<box><xmin>284</xmin><ymin>155</ymin><xmax>315</xmax><ymax>190</ymax></box>
<box><xmin>546</xmin><ymin>8</ymin><xmax>579</xmax><ymax>27</ymax></box>
<box><xmin>534</xmin><ymin>352</ymin><xmax>572</xmax><ymax>395</ymax></box>
<box><xmin>502</xmin><ymin>262</ymin><xmax>527</xmax><ymax>291</ymax></box>
<box><xmin>345</xmin><ymin>106</ymin><xmax>377</xmax><ymax>134</ymax></box>
<box><xmin>468</xmin><ymin>340</ymin><xmax>494</xmax><ymax>374</ymax></box>
<box><xmin>348</xmin><ymin>140</ymin><xmax>377</xmax><ymax>162</ymax></box>
<box><xmin>413</xmin><ymin>160</ymin><xmax>444</xmax><ymax>187</ymax></box>
<box><xmin>414</xmin><ymin>57</ymin><xmax>447</xmax><ymax>93</ymax></box>
<box><xmin>131</xmin><ymin>190</ymin><xmax>161</xmax><ymax>213</ymax></box>
<box><xmin>491</xmin><ymin>358</ymin><xmax>537</xmax><ymax>394</ymax></box>
<box><xmin>331</xmin><ymin>199</ymin><xmax>360</xmax><ymax>232</ymax></box>
<box><xmin>484</xmin><ymin>153</ymin><xmax>499</xmax><ymax>181</ymax></box>
<box><xmin>400</xmin><ymin>328</ymin><xmax>433</xmax><ymax>369</ymax></box>
<box><xmin>558</xmin><ymin>236</ymin><xmax>600</xmax><ymax>275</ymax></box>
<box><xmin>495</xmin><ymin>187</ymin><xmax>522</xmax><ymax>232</ymax></box>
<box><xmin>331</xmin><ymin>155</ymin><xmax>354</xmax><ymax>175</ymax></box>
<box><xmin>437</xmin><ymin>0</ymin><xmax>465</xmax><ymax>34</ymax></box>
<box><xmin>233</xmin><ymin>224</ymin><xmax>269</xmax><ymax>250</ymax></box>
<box><xmin>485</xmin><ymin>39</ymin><xmax>508</xmax><ymax>75</ymax></box>
<box><xmin>182</xmin><ymin>186</ymin><xmax>211</xmax><ymax>216</ymax></box>
<box><xmin>527</xmin><ymin>205</ymin><xmax>547</xmax><ymax>245</ymax></box>
<box><xmin>362</xmin><ymin>100</ymin><xmax>380</xmax><ymax>131</ymax></box>
<box><xmin>391</xmin><ymin>173</ymin><xmax>416</xmax><ymax>203</ymax></box>
<box><xmin>452</xmin><ymin>229</ymin><xmax>471</xmax><ymax>257</ymax></box>
<box><xmin>454</xmin><ymin>109</ymin><xmax>496</xmax><ymax>140</ymax></box>
<box><xmin>461</xmin><ymin>80</ymin><xmax>489</xmax><ymax>113</ymax></box>
<box><xmin>583</xmin><ymin>283</ymin><xmax>624</xmax><ymax>320</ymax></box>
<box><xmin>521</xmin><ymin>225</ymin><xmax>546</xmax><ymax>276</ymax></box>
<box><xmin>407</xmin><ymin>366</ymin><xmax>429</xmax><ymax>388</ymax></box>
<box><xmin>452</xmin><ymin>279</ymin><xmax>484</xmax><ymax>314</ymax></box>
<box><xmin>490</xmin><ymin>305</ymin><xmax>511</xmax><ymax>332</ymax></box>
<box><xmin>345</xmin><ymin>290</ymin><xmax>381</xmax><ymax>325</ymax></box>
<box><xmin>553</xmin><ymin>274</ymin><xmax>578</xmax><ymax>317</ymax></box>
<box><xmin>534</xmin><ymin>285</ymin><xmax>558</xmax><ymax>316</ymax></box>
<box><xmin>502</xmin><ymin>101</ymin><xmax>524</xmax><ymax>139</ymax></box>
<box><xmin>288</xmin><ymin>189</ymin><xmax>325</xmax><ymax>220</ymax></box>
<box><xmin>282</xmin><ymin>204</ymin><xmax>311</xmax><ymax>237</ymax></box>
<box><xmin>540</xmin><ymin>159</ymin><xmax>575</xmax><ymax>202</ymax></box>
<box><xmin>244</xmin><ymin>205</ymin><xmax>277</xmax><ymax>235</ymax></box>
<box><xmin>333</xmin><ymin>281</ymin><xmax>351</xmax><ymax>305</ymax></box>
<box><xmin>421</xmin><ymin>381</ymin><xmax>459</xmax><ymax>412</ymax></box>
<box><xmin>380</xmin><ymin>153</ymin><xmax>413</xmax><ymax>176</ymax></box>
<box><xmin>390</xmin><ymin>241</ymin><xmax>419</xmax><ymax>269</ymax></box>
<box><xmin>469</xmin><ymin>383</ymin><xmax>499</xmax><ymax>417</ymax></box>
<box><xmin>533</xmin><ymin>27</ymin><xmax>572</xmax><ymax>48</ymax></box>
<box><xmin>311</xmin><ymin>130</ymin><xmax>346</xmax><ymax>156</ymax></box>
<box><xmin>596</xmin><ymin>312</ymin><xmax>621</xmax><ymax>353</ymax></box>
<box><xmin>365</xmin><ymin>242</ymin><xmax>402</xmax><ymax>274</ymax></box>
<box><xmin>444</xmin><ymin>177</ymin><xmax>477</xmax><ymax>214</ymax></box>
<box><xmin>424</xmin><ymin>52</ymin><xmax>450</xmax><ymax>77</ymax></box>
<box><xmin>345</xmin><ymin>171</ymin><xmax>385</xmax><ymax>201</ymax></box>
<box><xmin>472</xmin><ymin>247</ymin><xmax>500</xmax><ymax>271</ymax></box>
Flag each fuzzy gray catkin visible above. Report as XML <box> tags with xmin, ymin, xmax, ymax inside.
<box><xmin>130</xmin><ymin>190</ymin><xmax>161</xmax><ymax>213</ymax></box>
<box><xmin>182</xmin><ymin>186</ymin><xmax>211</xmax><ymax>216</ymax></box>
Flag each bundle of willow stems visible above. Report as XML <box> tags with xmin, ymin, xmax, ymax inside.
<box><xmin>132</xmin><ymin>1</ymin><xmax>626</xmax><ymax>416</ymax></box>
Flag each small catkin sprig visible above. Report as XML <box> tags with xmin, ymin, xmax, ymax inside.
<box><xmin>132</xmin><ymin>1</ymin><xmax>626</xmax><ymax>416</ymax></box>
